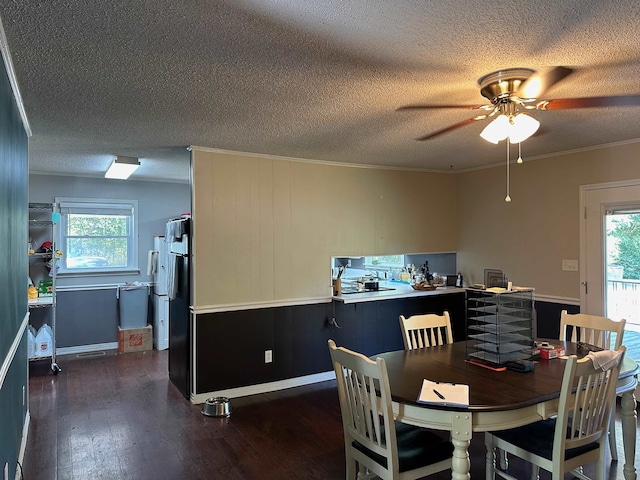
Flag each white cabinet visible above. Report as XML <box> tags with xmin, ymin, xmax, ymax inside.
<box><xmin>28</xmin><ymin>202</ymin><xmax>61</xmax><ymax>373</ymax></box>
<box><xmin>153</xmin><ymin>295</ymin><xmax>169</xmax><ymax>350</ymax></box>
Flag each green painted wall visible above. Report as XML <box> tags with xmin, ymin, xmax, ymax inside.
<box><xmin>0</xmin><ymin>49</ymin><xmax>29</xmax><ymax>477</ymax></box>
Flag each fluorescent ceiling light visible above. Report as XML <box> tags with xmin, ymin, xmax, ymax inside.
<box><xmin>105</xmin><ymin>156</ymin><xmax>140</xmax><ymax>179</ymax></box>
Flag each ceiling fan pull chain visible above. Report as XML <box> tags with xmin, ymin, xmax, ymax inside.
<box><xmin>505</xmin><ymin>141</ymin><xmax>511</xmax><ymax>202</ymax></box>
<box><xmin>517</xmin><ymin>142</ymin><xmax>523</xmax><ymax>164</ymax></box>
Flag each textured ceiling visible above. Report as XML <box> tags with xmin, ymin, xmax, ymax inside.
<box><xmin>0</xmin><ymin>0</ymin><xmax>639</xmax><ymax>183</ymax></box>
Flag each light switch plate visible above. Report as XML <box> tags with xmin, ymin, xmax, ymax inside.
<box><xmin>562</xmin><ymin>259</ymin><xmax>578</xmax><ymax>271</ymax></box>
<box><xmin>265</xmin><ymin>350</ymin><xmax>273</xmax><ymax>363</ymax></box>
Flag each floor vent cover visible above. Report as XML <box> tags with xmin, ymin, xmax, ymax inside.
<box><xmin>75</xmin><ymin>351</ymin><xmax>107</xmax><ymax>359</ymax></box>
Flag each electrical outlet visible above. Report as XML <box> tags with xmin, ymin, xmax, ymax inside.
<box><xmin>562</xmin><ymin>259</ymin><xmax>578</xmax><ymax>271</ymax></box>
<box><xmin>265</xmin><ymin>350</ymin><xmax>273</xmax><ymax>363</ymax></box>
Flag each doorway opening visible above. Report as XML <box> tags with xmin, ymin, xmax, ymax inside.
<box><xmin>605</xmin><ymin>210</ymin><xmax>640</xmax><ymax>333</ymax></box>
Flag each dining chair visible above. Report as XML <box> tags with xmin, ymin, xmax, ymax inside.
<box><xmin>485</xmin><ymin>346</ymin><xmax>626</xmax><ymax>480</ymax></box>
<box><xmin>559</xmin><ymin>309</ymin><xmax>626</xmax><ymax>460</ymax></box>
<box><xmin>328</xmin><ymin>339</ymin><xmax>453</xmax><ymax>480</ymax></box>
<box><xmin>559</xmin><ymin>310</ymin><xmax>625</xmax><ymax>350</ymax></box>
<box><xmin>398</xmin><ymin>311</ymin><xmax>453</xmax><ymax>350</ymax></box>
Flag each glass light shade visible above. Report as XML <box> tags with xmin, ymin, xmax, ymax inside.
<box><xmin>508</xmin><ymin>113</ymin><xmax>540</xmax><ymax>144</ymax></box>
<box><xmin>105</xmin><ymin>156</ymin><xmax>140</xmax><ymax>179</ymax></box>
<box><xmin>479</xmin><ymin>115</ymin><xmax>510</xmax><ymax>144</ymax></box>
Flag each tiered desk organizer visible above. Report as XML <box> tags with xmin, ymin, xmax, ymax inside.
<box><xmin>465</xmin><ymin>288</ymin><xmax>534</xmax><ymax>369</ymax></box>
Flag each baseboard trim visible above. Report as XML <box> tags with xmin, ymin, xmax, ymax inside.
<box><xmin>16</xmin><ymin>411</ymin><xmax>30</xmax><ymax>480</ymax></box>
<box><xmin>57</xmin><ymin>342</ymin><xmax>118</xmax><ymax>356</ymax></box>
<box><xmin>191</xmin><ymin>371</ymin><xmax>336</xmax><ymax>404</ymax></box>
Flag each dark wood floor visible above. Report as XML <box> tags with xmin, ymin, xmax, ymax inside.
<box><xmin>24</xmin><ymin>348</ymin><xmax>637</xmax><ymax>480</ymax></box>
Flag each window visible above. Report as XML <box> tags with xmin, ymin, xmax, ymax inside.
<box><xmin>364</xmin><ymin>255</ymin><xmax>405</xmax><ymax>268</ymax></box>
<box><xmin>57</xmin><ymin>198</ymin><xmax>138</xmax><ymax>275</ymax></box>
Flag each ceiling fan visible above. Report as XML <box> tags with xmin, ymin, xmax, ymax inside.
<box><xmin>398</xmin><ymin>66</ymin><xmax>640</xmax><ymax>142</ymax></box>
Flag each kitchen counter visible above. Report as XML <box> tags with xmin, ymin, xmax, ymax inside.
<box><xmin>333</xmin><ymin>284</ymin><xmax>465</xmax><ymax>304</ymax></box>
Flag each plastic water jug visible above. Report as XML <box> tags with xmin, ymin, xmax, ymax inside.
<box><xmin>28</xmin><ymin>326</ymin><xmax>37</xmax><ymax>358</ymax></box>
<box><xmin>35</xmin><ymin>324</ymin><xmax>53</xmax><ymax>357</ymax></box>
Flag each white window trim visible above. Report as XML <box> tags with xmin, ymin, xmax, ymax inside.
<box><xmin>55</xmin><ymin>197</ymin><xmax>139</xmax><ymax>276</ymax></box>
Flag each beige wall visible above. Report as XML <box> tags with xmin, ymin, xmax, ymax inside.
<box><xmin>192</xmin><ymin>149</ymin><xmax>459</xmax><ymax>307</ymax></box>
<box><xmin>192</xmin><ymin>141</ymin><xmax>640</xmax><ymax>306</ymax></box>
<box><xmin>457</xmin><ymin>141</ymin><xmax>640</xmax><ymax>300</ymax></box>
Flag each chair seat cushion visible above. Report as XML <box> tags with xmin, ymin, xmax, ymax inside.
<box><xmin>353</xmin><ymin>421</ymin><xmax>453</xmax><ymax>472</ymax></box>
<box><xmin>492</xmin><ymin>418</ymin><xmax>599</xmax><ymax>461</ymax></box>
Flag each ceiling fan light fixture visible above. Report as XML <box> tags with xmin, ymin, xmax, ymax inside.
<box><xmin>508</xmin><ymin>113</ymin><xmax>540</xmax><ymax>144</ymax></box>
<box><xmin>479</xmin><ymin>114</ymin><xmax>510</xmax><ymax>143</ymax></box>
<box><xmin>105</xmin><ymin>156</ymin><xmax>140</xmax><ymax>179</ymax></box>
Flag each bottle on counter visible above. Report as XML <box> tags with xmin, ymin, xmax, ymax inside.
<box><xmin>456</xmin><ymin>271</ymin><xmax>463</xmax><ymax>287</ymax></box>
<box><xmin>425</xmin><ymin>261</ymin><xmax>433</xmax><ymax>282</ymax></box>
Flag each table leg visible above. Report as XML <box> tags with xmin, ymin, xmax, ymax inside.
<box><xmin>451</xmin><ymin>436</ymin><xmax>471</xmax><ymax>480</ymax></box>
<box><xmin>620</xmin><ymin>388</ymin><xmax>637</xmax><ymax>480</ymax></box>
<box><xmin>451</xmin><ymin>413</ymin><xmax>472</xmax><ymax>480</ymax></box>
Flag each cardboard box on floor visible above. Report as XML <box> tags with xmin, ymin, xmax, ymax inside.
<box><xmin>118</xmin><ymin>324</ymin><xmax>152</xmax><ymax>353</ymax></box>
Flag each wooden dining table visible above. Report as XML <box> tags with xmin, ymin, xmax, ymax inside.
<box><xmin>377</xmin><ymin>340</ymin><xmax>639</xmax><ymax>480</ymax></box>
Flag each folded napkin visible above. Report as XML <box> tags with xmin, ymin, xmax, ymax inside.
<box><xmin>587</xmin><ymin>349</ymin><xmax>622</xmax><ymax>371</ymax></box>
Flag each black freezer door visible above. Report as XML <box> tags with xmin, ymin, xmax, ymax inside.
<box><xmin>169</xmin><ymin>254</ymin><xmax>190</xmax><ymax>399</ymax></box>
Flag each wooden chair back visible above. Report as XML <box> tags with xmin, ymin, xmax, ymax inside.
<box><xmin>554</xmin><ymin>346</ymin><xmax>626</xmax><ymax>469</ymax></box>
<box><xmin>399</xmin><ymin>312</ymin><xmax>453</xmax><ymax>350</ymax></box>
<box><xmin>559</xmin><ymin>310</ymin><xmax>625</xmax><ymax>349</ymax></box>
<box><xmin>328</xmin><ymin>339</ymin><xmax>399</xmax><ymax>477</ymax></box>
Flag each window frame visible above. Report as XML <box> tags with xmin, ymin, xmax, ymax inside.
<box><xmin>56</xmin><ymin>197</ymin><xmax>139</xmax><ymax>276</ymax></box>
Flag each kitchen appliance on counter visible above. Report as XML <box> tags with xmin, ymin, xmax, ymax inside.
<box><xmin>339</xmin><ymin>275</ymin><xmax>396</xmax><ymax>294</ymax></box>
<box><xmin>445</xmin><ymin>274</ymin><xmax>458</xmax><ymax>287</ymax></box>
<box><xmin>166</xmin><ymin>216</ymin><xmax>191</xmax><ymax>399</ymax></box>
<box><xmin>341</xmin><ymin>286</ymin><xmax>396</xmax><ymax>295</ymax></box>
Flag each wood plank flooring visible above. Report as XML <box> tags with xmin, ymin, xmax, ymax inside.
<box><xmin>24</xmin><ymin>348</ymin><xmax>638</xmax><ymax>479</ymax></box>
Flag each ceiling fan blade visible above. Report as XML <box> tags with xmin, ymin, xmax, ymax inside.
<box><xmin>517</xmin><ymin>66</ymin><xmax>573</xmax><ymax>99</ymax></box>
<box><xmin>416</xmin><ymin>117</ymin><xmax>484</xmax><ymax>141</ymax></box>
<box><xmin>537</xmin><ymin>94</ymin><xmax>640</xmax><ymax>110</ymax></box>
<box><xmin>397</xmin><ymin>104</ymin><xmax>488</xmax><ymax>111</ymax></box>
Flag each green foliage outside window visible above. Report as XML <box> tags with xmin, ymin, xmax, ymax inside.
<box><xmin>66</xmin><ymin>214</ymin><xmax>128</xmax><ymax>268</ymax></box>
<box><xmin>609</xmin><ymin>214</ymin><xmax>640</xmax><ymax>280</ymax></box>
<box><xmin>366</xmin><ymin>255</ymin><xmax>404</xmax><ymax>267</ymax></box>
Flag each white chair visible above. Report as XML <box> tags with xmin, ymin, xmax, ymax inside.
<box><xmin>559</xmin><ymin>310</ymin><xmax>625</xmax><ymax>350</ymax></box>
<box><xmin>486</xmin><ymin>346</ymin><xmax>626</xmax><ymax>480</ymax></box>
<box><xmin>399</xmin><ymin>312</ymin><xmax>453</xmax><ymax>350</ymax></box>
<box><xmin>559</xmin><ymin>309</ymin><xmax>626</xmax><ymax>460</ymax></box>
<box><xmin>328</xmin><ymin>339</ymin><xmax>453</xmax><ymax>480</ymax></box>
